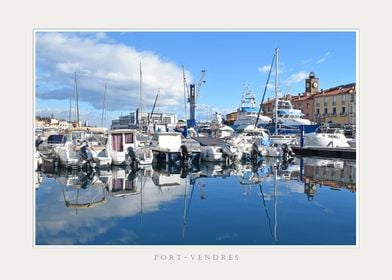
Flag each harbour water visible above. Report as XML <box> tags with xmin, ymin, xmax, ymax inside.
<box><xmin>35</xmin><ymin>156</ymin><xmax>356</xmax><ymax>246</ymax></box>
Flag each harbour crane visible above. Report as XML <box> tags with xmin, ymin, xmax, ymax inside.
<box><xmin>188</xmin><ymin>70</ymin><xmax>207</xmax><ymax>127</ymax></box>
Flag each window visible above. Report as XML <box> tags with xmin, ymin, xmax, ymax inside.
<box><xmin>306</xmin><ymin>103</ymin><xmax>309</xmax><ymax>109</ymax></box>
<box><xmin>333</xmin><ymin>96</ymin><xmax>337</xmax><ymax>106</ymax></box>
<box><xmin>324</xmin><ymin>108</ymin><xmax>328</xmax><ymax>115</ymax></box>
<box><xmin>111</xmin><ymin>134</ymin><xmax>123</xmax><ymax>152</ymax></box>
<box><xmin>316</xmin><ymin>108</ymin><xmax>320</xmax><ymax>115</ymax></box>
<box><xmin>342</xmin><ymin>95</ymin><xmax>346</xmax><ymax>105</ymax></box>
<box><xmin>125</xmin><ymin>133</ymin><xmax>134</xmax><ymax>144</ymax></box>
<box><xmin>324</xmin><ymin>97</ymin><xmax>328</xmax><ymax>106</ymax></box>
<box><xmin>333</xmin><ymin>107</ymin><xmax>337</xmax><ymax>115</ymax></box>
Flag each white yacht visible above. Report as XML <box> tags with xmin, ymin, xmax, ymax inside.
<box><xmin>303</xmin><ymin>126</ymin><xmax>351</xmax><ymax>148</ymax></box>
<box><xmin>274</xmin><ymin>99</ymin><xmax>312</xmax><ymax>126</ymax></box>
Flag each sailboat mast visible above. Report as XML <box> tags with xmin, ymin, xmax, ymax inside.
<box><xmin>255</xmin><ymin>52</ymin><xmax>275</xmax><ymax>128</ymax></box>
<box><xmin>101</xmin><ymin>83</ymin><xmax>107</xmax><ymax>127</ymax></box>
<box><xmin>274</xmin><ymin>48</ymin><xmax>279</xmax><ymax>135</ymax></box>
<box><xmin>182</xmin><ymin>65</ymin><xmax>188</xmax><ymax>120</ymax></box>
<box><xmin>74</xmin><ymin>72</ymin><xmax>80</xmax><ymax>126</ymax></box>
<box><xmin>139</xmin><ymin>62</ymin><xmax>143</xmax><ymax>132</ymax></box>
<box><xmin>69</xmin><ymin>90</ymin><xmax>72</xmax><ymax>124</ymax></box>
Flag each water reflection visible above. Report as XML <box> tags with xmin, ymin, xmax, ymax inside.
<box><xmin>35</xmin><ymin>156</ymin><xmax>356</xmax><ymax>245</ymax></box>
<box><xmin>302</xmin><ymin>157</ymin><xmax>356</xmax><ymax>200</ymax></box>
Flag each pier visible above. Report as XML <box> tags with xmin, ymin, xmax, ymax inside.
<box><xmin>291</xmin><ymin>146</ymin><xmax>356</xmax><ymax>160</ymax></box>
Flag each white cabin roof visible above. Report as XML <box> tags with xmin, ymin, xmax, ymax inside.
<box><xmin>108</xmin><ymin>129</ymin><xmax>138</xmax><ymax>135</ymax></box>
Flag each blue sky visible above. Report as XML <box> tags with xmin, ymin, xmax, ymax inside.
<box><xmin>35</xmin><ymin>31</ymin><xmax>356</xmax><ymax>127</ymax></box>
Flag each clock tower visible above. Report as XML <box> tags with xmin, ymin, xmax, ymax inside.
<box><xmin>305</xmin><ymin>72</ymin><xmax>319</xmax><ymax>94</ymax></box>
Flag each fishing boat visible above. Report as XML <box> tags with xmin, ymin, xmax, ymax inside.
<box><xmin>233</xmin><ymin>87</ymin><xmax>272</xmax><ymax>132</ymax></box>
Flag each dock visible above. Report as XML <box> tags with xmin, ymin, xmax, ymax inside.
<box><xmin>292</xmin><ymin>146</ymin><xmax>356</xmax><ymax>159</ymax></box>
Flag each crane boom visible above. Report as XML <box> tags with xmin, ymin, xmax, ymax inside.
<box><xmin>195</xmin><ymin>70</ymin><xmax>206</xmax><ymax>102</ymax></box>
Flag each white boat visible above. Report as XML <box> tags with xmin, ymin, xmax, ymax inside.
<box><xmin>193</xmin><ymin>137</ymin><xmax>239</xmax><ymax>162</ymax></box>
<box><xmin>210</xmin><ymin>112</ymin><xmax>235</xmax><ymax>139</ymax></box>
<box><xmin>274</xmin><ymin>99</ymin><xmax>312</xmax><ymax>126</ymax></box>
<box><xmin>56</xmin><ymin>127</ymin><xmax>112</xmax><ymax>169</ymax></box>
<box><xmin>270</xmin><ymin>134</ymin><xmax>297</xmax><ymax>146</ymax></box>
<box><xmin>107</xmin><ymin>129</ymin><xmax>153</xmax><ymax>166</ymax></box>
<box><xmin>37</xmin><ymin>134</ymin><xmax>67</xmax><ymax>153</ymax></box>
<box><xmin>150</xmin><ymin>132</ymin><xmax>184</xmax><ymax>164</ymax></box>
<box><xmin>233</xmin><ymin>88</ymin><xmax>272</xmax><ymax>131</ymax></box>
<box><xmin>181</xmin><ymin>137</ymin><xmax>202</xmax><ymax>165</ymax></box>
<box><xmin>303</xmin><ymin>126</ymin><xmax>351</xmax><ymax>148</ymax></box>
<box><xmin>231</xmin><ymin>125</ymin><xmax>281</xmax><ymax>158</ymax></box>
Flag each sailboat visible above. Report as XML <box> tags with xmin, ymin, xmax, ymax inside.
<box><xmin>270</xmin><ymin>48</ymin><xmax>297</xmax><ymax>146</ymax></box>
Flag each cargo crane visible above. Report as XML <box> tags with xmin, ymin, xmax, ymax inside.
<box><xmin>187</xmin><ymin>70</ymin><xmax>206</xmax><ymax>128</ymax></box>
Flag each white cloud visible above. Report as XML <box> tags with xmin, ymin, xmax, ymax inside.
<box><xmin>316</xmin><ymin>51</ymin><xmax>332</xmax><ymax>64</ymax></box>
<box><xmin>35</xmin><ymin>32</ymin><xmax>192</xmax><ymax>120</ymax></box>
<box><xmin>284</xmin><ymin>71</ymin><xmax>308</xmax><ymax>85</ymax></box>
<box><xmin>258</xmin><ymin>65</ymin><xmax>271</xmax><ymax>73</ymax></box>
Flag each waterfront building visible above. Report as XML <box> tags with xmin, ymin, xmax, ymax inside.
<box><xmin>313</xmin><ymin>84</ymin><xmax>356</xmax><ymax>125</ymax></box>
<box><xmin>35</xmin><ymin>116</ymin><xmax>71</xmax><ymax>131</ymax></box>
